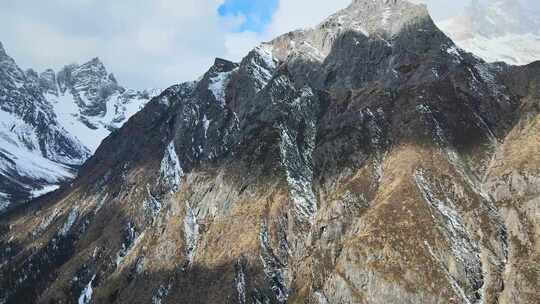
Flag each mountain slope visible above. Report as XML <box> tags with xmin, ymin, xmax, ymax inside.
<box><xmin>439</xmin><ymin>0</ymin><xmax>540</xmax><ymax>65</ymax></box>
<box><xmin>0</xmin><ymin>1</ymin><xmax>538</xmax><ymax>304</ymax></box>
<box><xmin>0</xmin><ymin>42</ymin><xmax>156</xmax><ymax>211</ymax></box>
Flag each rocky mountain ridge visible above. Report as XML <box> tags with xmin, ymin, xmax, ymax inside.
<box><xmin>0</xmin><ymin>42</ymin><xmax>155</xmax><ymax>210</ymax></box>
<box><xmin>0</xmin><ymin>41</ymin><xmax>89</xmax><ymax>209</ymax></box>
<box><xmin>40</xmin><ymin>57</ymin><xmax>159</xmax><ymax>151</ymax></box>
<box><xmin>0</xmin><ymin>0</ymin><xmax>538</xmax><ymax>303</ymax></box>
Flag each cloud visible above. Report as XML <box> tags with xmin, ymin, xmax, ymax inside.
<box><xmin>2</xmin><ymin>0</ymin><xmax>538</xmax><ymax>90</ymax></box>
<box><xmin>218</xmin><ymin>0</ymin><xmax>278</xmax><ymax>32</ymax></box>
<box><xmin>221</xmin><ymin>0</ymin><xmax>352</xmax><ymax>63</ymax></box>
<box><xmin>0</xmin><ymin>0</ymin><xmax>228</xmax><ymax>89</ymax></box>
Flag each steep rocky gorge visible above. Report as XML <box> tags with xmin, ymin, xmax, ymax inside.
<box><xmin>0</xmin><ymin>0</ymin><xmax>538</xmax><ymax>303</ymax></box>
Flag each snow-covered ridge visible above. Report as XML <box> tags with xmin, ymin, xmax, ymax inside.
<box><xmin>159</xmin><ymin>140</ymin><xmax>184</xmax><ymax>193</ymax></box>
<box><xmin>44</xmin><ymin>58</ymin><xmax>160</xmax><ymax>151</ymax></box>
<box><xmin>0</xmin><ymin>41</ymin><xmax>158</xmax><ymax>209</ymax></box>
<box><xmin>439</xmin><ymin>0</ymin><xmax>540</xmax><ymax>65</ymax></box>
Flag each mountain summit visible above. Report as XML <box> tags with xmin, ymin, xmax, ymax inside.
<box><xmin>0</xmin><ymin>42</ymin><xmax>157</xmax><ymax>210</ymax></box>
<box><xmin>270</xmin><ymin>0</ymin><xmax>430</xmax><ymax>63</ymax></box>
<box><xmin>1</xmin><ymin>1</ymin><xmax>539</xmax><ymax>304</ymax></box>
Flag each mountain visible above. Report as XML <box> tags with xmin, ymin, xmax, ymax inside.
<box><xmin>0</xmin><ymin>42</ymin><xmax>90</xmax><ymax>210</ymax></box>
<box><xmin>1</xmin><ymin>0</ymin><xmax>539</xmax><ymax>303</ymax></box>
<box><xmin>0</xmin><ymin>42</ymin><xmax>156</xmax><ymax>211</ymax></box>
<box><xmin>439</xmin><ymin>0</ymin><xmax>540</xmax><ymax>65</ymax></box>
<box><xmin>46</xmin><ymin>58</ymin><xmax>160</xmax><ymax>151</ymax></box>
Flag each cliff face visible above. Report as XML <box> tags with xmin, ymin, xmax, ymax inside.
<box><xmin>1</xmin><ymin>1</ymin><xmax>539</xmax><ymax>303</ymax></box>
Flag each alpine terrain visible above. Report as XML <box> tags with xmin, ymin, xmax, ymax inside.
<box><xmin>0</xmin><ymin>42</ymin><xmax>156</xmax><ymax>210</ymax></box>
<box><xmin>439</xmin><ymin>0</ymin><xmax>540</xmax><ymax>65</ymax></box>
<box><xmin>1</xmin><ymin>0</ymin><xmax>539</xmax><ymax>303</ymax></box>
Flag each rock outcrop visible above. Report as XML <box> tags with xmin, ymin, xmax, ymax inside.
<box><xmin>0</xmin><ymin>1</ymin><xmax>538</xmax><ymax>303</ymax></box>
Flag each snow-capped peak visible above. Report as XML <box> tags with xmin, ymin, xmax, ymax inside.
<box><xmin>0</xmin><ymin>41</ymin><xmax>158</xmax><ymax>209</ymax></box>
<box><xmin>439</xmin><ymin>0</ymin><xmax>540</xmax><ymax>65</ymax></box>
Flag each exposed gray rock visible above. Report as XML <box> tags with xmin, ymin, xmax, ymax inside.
<box><xmin>0</xmin><ymin>1</ymin><xmax>539</xmax><ymax>304</ymax></box>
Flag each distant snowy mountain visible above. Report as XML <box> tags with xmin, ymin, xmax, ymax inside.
<box><xmin>439</xmin><ymin>0</ymin><xmax>540</xmax><ymax>65</ymax></box>
<box><xmin>44</xmin><ymin>59</ymin><xmax>160</xmax><ymax>151</ymax></box>
<box><xmin>0</xmin><ymin>41</ymin><xmax>157</xmax><ymax>211</ymax></box>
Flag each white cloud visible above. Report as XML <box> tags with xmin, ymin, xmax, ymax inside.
<box><xmin>222</xmin><ymin>0</ymin><xmax>351</xmax><ymax>62</ymax></box>
<box><xmin>5</xmin><ymin>0</ymin><xmax>537</xmax><ymax>89</ymax></box>
<box><xmin>0</xmin><ymin>0</ymin><xmax>229</xmax><ymax>89</ymax></box>
<box><xmin>268</xmin><ymin>0</ymin><xmax>352</xmax><ymax>35</ymax></box>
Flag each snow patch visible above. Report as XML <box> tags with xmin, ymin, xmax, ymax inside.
<box><xmin>235</xmin><ymin>260</ymin><xmax>248</xmax><ymax>304</ymax></box>
<box><xmin>279</xmin><ymin>125</ymin><xmax>317</xmax><ymax>221</ymax></box>
<box><xmin>59</xmin><ymin>207</ymin><xmax>79</xmax><ymax>236</ymax></box>
<box><xmin>440</xmin><ymin>19</ymin><xmax>540</xmax><ymax>65</ymax></box>
<box><xmin>183</xmin><ymin>202</ymin><xmax>200</xmax><ymax>266</ymax></box>
<box><xmin>37</xmin><ymin>208</ymin><xmax>60</xmax><ymax>234</ymax></box>
<box><xmin>0</xmin><ymin>193</ymin><xmax>10</xmax><ymax>213</ymax></box>
<box><xmin>0</xmin><ymin>110</ymin><xmax>75</xmax><ymax>185</ymax></box>
<box><xmin>259</xmin><ymin>223</ymin><xmax>289</xmax><ymax>303</ymax></box>
<box><xmin>209</xmin><ymin>70</ymin><xmax>235</xmax><ymax>106</ymax></box>
<box><xmin>94</xmin><ymin>193</ymin><xmax>109</xmax><ymax>214</ymax></box>
<box><xmin>152</xmin><ymin>283</ymin><xmax>171</xmax><ymax>304</ymax></box>
<box><xmin>159</xmin><ymin>141</ymin><xmax>184</xmax><ymax>193</ymax></box>
<box><xmin>47</xmin><ymin>88</ymin><xmax>156</xmax><ymax>152</ymax></box>
<box><xmin>143</xmin><ymin>186</ymin><xmax>162</xmax><ymax>220</ymax></box>
<box><xmin>255</xmin><ymin>44</ymin><xmax>276</xmax><ymax>71</ymax></box>
<box><xmin>278</xmin><ymin>88</ymin><xmax>318</xmax><ymax>222</ymax></box>
<box><xmin>248</xmin><ymin>47</ymin><xmax>276</xmax><ymax>90</ymax></box>
<box><xmin>77</xmin><ymin>274</ymin><xmax>96</xmax><ymax>304</ymax></box>
<box><xmin>202</xmin><ymin>115</ymin><xmax>211</xmax><ymax>139</ymax></box>
<box><xmin>31</xmin><ymin>184</ymin><xmax>60</xmax><ymax>198</ymax></box>
<box><xmin>446</xmin><ymin>45</ymin><xmax>463</xmax><ymax>63</ymax></box>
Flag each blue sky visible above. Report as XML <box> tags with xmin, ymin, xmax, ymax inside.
<box><xmin>218</xmin><ymin>0</ymin><xmax>278</xmax><ymax>32</ymax></box>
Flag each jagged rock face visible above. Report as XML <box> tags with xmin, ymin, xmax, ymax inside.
<box><xmin>1</xmin><ymin>1</ymin><xmax>539</xmax><ymax>304</ymax></box>
<box><xmin>271</xmin><ymin>0</ymin><xmax>430</xmax><ymax>61</ymax></box>
<box><xmin>0</xmin><ymin>42</ymin><xmax>155</xmax><ymax>212</ymax></box>
<box><xmin>39</xmin><ymin>69</ymin><xmax>58</xmax><ymax>96</ymax></box>
<box><xmin>57</xmin><ymin>58</ymin><xmax>121</xmax><ymax>117</ymax></box>
<box><xmin>439</xmin><ymin>0</ymin><xmax>540</xmax><ymax>65</ymax></box>
<box><xmin>51</xmin><ymin>57</ymin><xmax>158</xmax><ymax>150</ymax></box>
<box><xmin>0</xmin><ymin>42</ymin><xmax>90</xmax><ymax>208</ymax></box>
